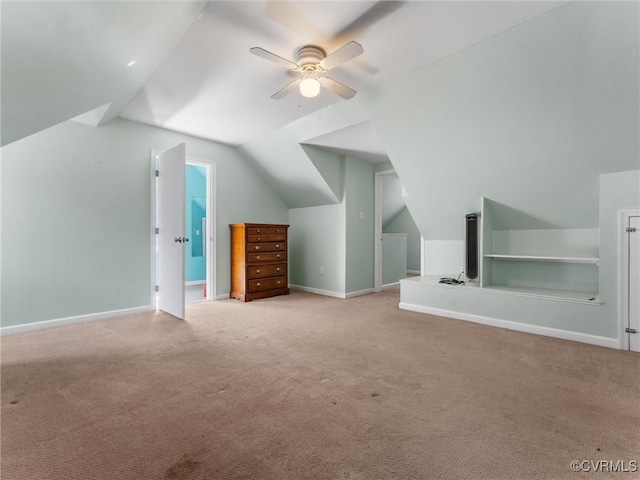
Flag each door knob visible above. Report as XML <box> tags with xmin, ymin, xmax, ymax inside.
<box><xmin>174</xmin><ymin>237</ymin><xmax>182</xmax><ymax>243</ymax></box>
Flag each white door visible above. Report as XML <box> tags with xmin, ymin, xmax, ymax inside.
<box><xmin>628</xmin><ymin>215</ymin><xmax>639</xmax><ymax>352</ymax></box>
<box><xmin>158</xmin><ymin>144</ymin><xmax>186</xmax><ymax>319</ymax></box>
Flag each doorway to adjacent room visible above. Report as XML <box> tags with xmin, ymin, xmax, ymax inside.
<box><xmin>152</xmin><ymin>145</ymin><xmax>217</xmax><ymax>319</ymax></box>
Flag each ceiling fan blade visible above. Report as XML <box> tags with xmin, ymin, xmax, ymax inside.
<box><xmin>332</xmin><ymin>1</ymin><xmax>405</xmax><ymax>43</ymax></box>
<box><xmin>319</xmin><ymin>41</ymin><xmax>364</xmax><ymax>71</ymax></box>
<box><xmin>271</xmin><ymin>79</ymin><xmax>302</xmax><ymax>100</ymax></box>
<box><xmin>250</xmin><ymin>47</ymin><xmax>298</xmax><ymax>69</ymax></box>
<box><xmin>318</xmin><ymin>76</ymin><xmax>357</xmax><ymax>100</ymax></box>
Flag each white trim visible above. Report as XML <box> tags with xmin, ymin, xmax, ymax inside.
<box><xmin>185</xmin><ymin>280</ymin><xmax>205</xmax><ymax>286</ymax></box>
<box><xmin>420</xmin><ymin>235</ymin><xmax>425</xmax><ymax>275</ymax></box>
<box><xmin>398</xmin><ymin>302</ymin><xmax>620</xmax><ymax>349</ymax></box>
<box><xmin>216</xmin><ymin>293</ymin><xmax>230</xmax><ymax>300</ymax></box>
<box><xmin>345</xmin><ymin>288</ymin><xmax>374</xmax><ymax>298</ymax></box>
<box><xmin>290</xmin><ymin>285</ymin><xmax>346</xmax><ymax>299</ymax></box>
<box><xmin>382</xmin><ymin>282</ymin><xmax>400</xmax><ymax>290</ymax></box>
<box><xmin>1</xmin><ymin>306</ymin><xmax>153</xmax><ymax>336</ymax></box>
<box><xmin>407</xmin><ymin>270</ymin><xmax>421</xmax><ymax>275</ymax></box>
<box><xmin>150</xmin><ymin>149</ymin><xmax>158</xmax><ymax>309</ymax></box>
<box><xmin>374</xmin><ymin>169</ymin><xmax>397</xmax><ymax>293</ymax></box>
<box><xmin>620</xmin><ymin>209</ymin><xmax>640</xmax><ymax>350</ymax></box>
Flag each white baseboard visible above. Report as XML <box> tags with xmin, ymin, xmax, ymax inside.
<box><xmin>216</xmin><ymin>293</ymin><xmax>230</xmax><ymax>300</ymax></box>
<box><xmin>185</xmin><ymin>280</ymin><xmax>205</xmax><ymax>287</ymax></box>
<box><xmin>382</xmin><ymin>282</ymin><xmax>400</xmax><ymax>290</ymax></box>
<box><xmin>399</xmin><ymin>302</ymin><xmax>620</xmax><ymax>350</ymax></box>
<box><xmin>290</xmin><ymin>285</ymin><xmax>346</xmax><ymax>299</ymax></box>
<box><xmin>289</xmin><ymin>285</ymin><xmax>374</xmax><ymax>299</ymax></box>
<box><xmin>407</xmin><ymin>270</ymin><xmax>421</xmax><ymax>275</ymax></box>
<box><xmin>346</xmin><ymin>288</ymin><xmax>374</xmax><ymax>298</ymax></box>
<box><xmin>1</xmin><ymin>305</ymin><xmax>153</xmax><ymax>336</ymax></box>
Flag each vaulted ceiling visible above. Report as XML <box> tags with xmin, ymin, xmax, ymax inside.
<box><xmin>2</xmin><ymin>1</ymin><xmax>566</xmax><ymax>152</ymax></box>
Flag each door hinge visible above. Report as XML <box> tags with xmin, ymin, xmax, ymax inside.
<box><xmin>626</xmin><ymin>227</ymin><xmax>637</xmax><ymax>233</ymax></box>
<box><xmin>155</xmin><ymin>285</ymin><xmax>159</xmax><ymax>292</ymax></box>
<box><xmin>626</xmin><ymin>328</ymin><xmax>638</xmax><ymax>334</ymax></box>
<box><xmin>155</xmin><ymin>227</ymin><xmax>159</xmax><ymax>234</ymax></box>
<box><xmin>155</xmin><ymin>170</ymin><xmax>159</xmax><ymax>177</ymax></box>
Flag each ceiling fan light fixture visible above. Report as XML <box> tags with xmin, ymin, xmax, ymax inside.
<box><xmin>299</xmin><ymin>76</ymin><xmax>320</xmax><ymax>98</ymax></box>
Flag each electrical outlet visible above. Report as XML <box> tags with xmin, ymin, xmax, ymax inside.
<box><xmin>320</xmin><ymin>266</ymin><xmax>324</xmax><ymax>274</ymax></box>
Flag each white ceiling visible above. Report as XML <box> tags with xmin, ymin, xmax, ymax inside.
<box><xmin>303</xmin><ymin>121</ymin><xmax>388</xmax><ymax>164</ymax></box>
<box><xmin>0</xmin><ymin>1</ymin><xmax>207</xmax><ymax>146</ymax></box>
<box><xmin>2</xmin><ymin>1</ymin><xmax>566</xmax><ymax>152</ymax></box>
<box><xmin>119</xmin><ymin>1</ymin><xmax>566</xmax><ymax>147</ymax></box>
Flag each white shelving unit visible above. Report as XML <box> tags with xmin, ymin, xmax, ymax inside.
<box><xmin>480</xmin><ymin>197</ymin><xmax>600</xmax><ymax>303</ymax></box>
<box><xmin>484</xmin><ymin>254</ymin><xmax>599</xmax><ymax>265</ymax></box>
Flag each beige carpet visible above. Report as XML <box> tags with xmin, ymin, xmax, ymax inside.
<box><xmin>2</xmin><ymin>289</ymin><xmax>639</xmax><ymax>480</ymax></box>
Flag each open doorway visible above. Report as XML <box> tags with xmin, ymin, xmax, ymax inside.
<box><xmin>374</xmin><ymin>169</ymin><xmax>421</xmax><ymax>292</ymax></box>
<box><xmin>151</xmin><ymin>151</ymin><xmax>216</xmax><ymax>312</ymax></box>
<box><xmin>184</xmin><ymin>162</ymin><xmax>211</xmax><ymax>303</ymax></box>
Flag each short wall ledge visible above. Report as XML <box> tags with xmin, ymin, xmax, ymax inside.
<box><xmin>400</xmin><ymin>276</ymin><xmax>602</xmax><ymax>306</ymax></box>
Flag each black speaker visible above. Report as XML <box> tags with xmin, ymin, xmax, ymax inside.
<box><xmin>465</xmin><ymin>213</ymin><xmax>479</xmax><ymax>280</ymax></box>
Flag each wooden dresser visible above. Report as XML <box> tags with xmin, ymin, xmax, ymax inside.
<box><xmin>230</xmin><ymin>223</ymin><xmax>289</xmax><ymax>302</ymax></box>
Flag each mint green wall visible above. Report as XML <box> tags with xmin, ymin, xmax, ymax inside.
<box><xmin>374</xmin><ymin>1</ymin><xmax>639</xmax><ymax>239</ymax></box>
<box><xmin>345</xmin><ymin>157</ymin><xmax>375</xmax><ymax>293</ymax></box>
<box><xmin>382</xmin><ymin>234</ymin><xmax>407</xmax><ymax>286</ymax></box>
<box><xmin>1</xmin><ymin>118</ymin><xmax>288</xmax><ymax>327</ymax></box>
<box><xmin>185</xmin><ymin>164</ymin><xmax>206</xmax><ymax>283</ymax></box>
<box><xmin>289</xmin><ymin>204</ymin><xmax>345</xmax><ymax>293</ymax></box>
<box><xmin>289</xmin><ymin>156</ymin><xmax>376</xmax><ymax>296</ymax></box>
<box><xmin>383</xmin><ymin>207</ymin><xmax>421</xmax><ymax>272</ymax></box>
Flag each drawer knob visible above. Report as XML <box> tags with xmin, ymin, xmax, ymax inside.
<box><xmin>276</xmin><ymin>267</ymin><xmax>280</xmax><ymax>272</ymax></box>
<box><xmin>277</xmin><ymin>281</ymin><xmax>281</xmax><ymax>285</ymax></box>
<box><xmin>256</xmin><ymin>282</ymin><xmax>261</xmax><ymax>287</ymax></box>
<box><xmin>276</xmin><ymin>254</ymin><xmax>281</xmax><ymax>258</ymax></box>
<box><xmin>256</xmin><ymin>255</ymin><xmax>260</xmax><ymax>260</ymax></box>
<box><xmin>256</xmin><ymin>270</ymin><xmax>260</xmax><ymax>274</ymax></box>
<box><xmin>276</xmin><ymin>244</ymin><xmax>280</xmax><ymax>248</ymax></box>
<box><xmin>256</xmin><ymin>229</ymin><xmax>261</xmax><ymax>233</ymax></box>
<box><xmin>256</xmin><ymin>237</ymin><xmax>261</xmax><ymax>241</ymax></box>
<box><xmin>255</xmin><ymin>246</ymin><xmax>261</xmax><ymax>250</ymax></box>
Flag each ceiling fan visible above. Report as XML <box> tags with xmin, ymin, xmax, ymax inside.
<box><xmin>250</xmin><ymin>41</ymin><xmax>364</xmax><ymax>100</ymax></box>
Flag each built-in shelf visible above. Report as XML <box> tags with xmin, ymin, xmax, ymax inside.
<box><xmin>484</xmin><ymin>254</ymin><xmax>599</xmax><ymax>265</ymax></box>
<box><xmin>401</xmin><ymin>275</ymin><xmax>601</xmax><ymax>305</ymax></box>
<box><xmin>482</xmin><ymin>284</ymin><xmax>600</xmax><ymax>304</ymax></box>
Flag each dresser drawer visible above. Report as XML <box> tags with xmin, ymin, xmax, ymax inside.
<box><xmin>248</xmin><ymin>234</ymin><xmax>286</xmax><ymax>242</ymax></box>
<box><xmin>247</xmin><ymin>227</ymin><xmax>268</xmax><ymax>236</ymax></box>
<box><xmin>248</xmin><ymin>234</ymin><xmax>269</xmax><ymax>242</ymax></box>
<box><xmin>248</xmin><ymin>276</ymin><xmax>287</xmax><ymax>292</ymax></box>
<box><xmin>248</xmin><ymin>242</ymin><xmax>286</xmax><ymax>253</ymax></box>
<box><xmin>247</xmin><ymin>264</ymin><xmax>286</xmax><ymax>279</ymax></box>
<box><xmin>248</xmin><ymin>252</ymin><xmax>287</xmax><ymax>263</ymax></box>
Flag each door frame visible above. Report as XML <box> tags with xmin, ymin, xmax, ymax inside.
<box><xmin>619</xmin><ymin>209</ymin><xmax>640</xmax><ymax>350</ymax></box>
<box><xmin>150</xmin><ymin>150</ymin><xmax>217</xmax><ymax>308</ymax></box>
<box><xmin>186</xmin><ymin>158</ymin><xmax>217</xmax><ymax>302</ymax></box>
<box><xmin>374</xmin><ymin>169</ymin><xmax>398</xmax><ymax>292</ymax></box>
